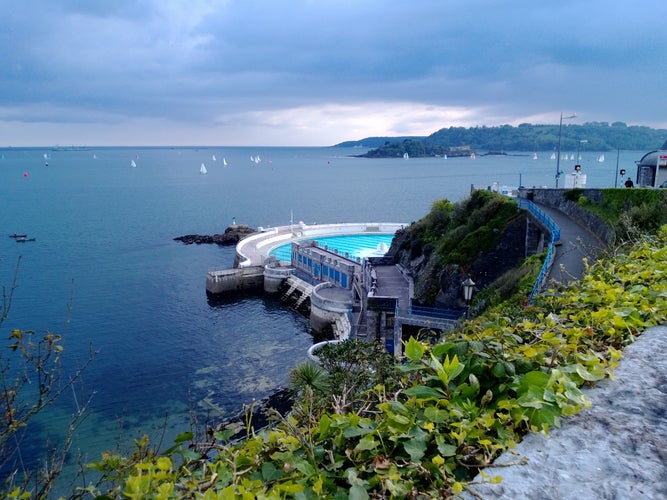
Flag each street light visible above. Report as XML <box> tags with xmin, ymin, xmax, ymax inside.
<box><xmin>616</xmin><ymin>168</ymin><xmax>626</xmax><ymax>188</ymax></box>
<box><xmin>462</xmin><ymin>277</ymin><xmax>475</xmax><ymax>317</ymax></box>
<box><xmin>555</xmin><ymin>112</ymin><xmax>577</xmax><ymax>188</ymax></box>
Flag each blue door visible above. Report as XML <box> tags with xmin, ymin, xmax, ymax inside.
<box><xmin>341</xmin><ymin>273</ymin><xmax>347</xmax><ymax>288</ymax></box>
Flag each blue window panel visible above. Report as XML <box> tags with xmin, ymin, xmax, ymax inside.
<box><xmin>314</xmin><ymin>264</ymin><xmax>320</xmax><ymax>277</ymax></box>
<box><xmin>341</xmin><ymin>273</ymin><xmax>348</xmax><ymax>288</ymax></box>
<box><xmin>323</xmin><ymin>265</ymin><xmax>329</xmax><ymax>276</ymax></box>
<box><xmin>335</xmin><ymin>270</ymin><xmax>340</xmax><ymax>282</ymax></box>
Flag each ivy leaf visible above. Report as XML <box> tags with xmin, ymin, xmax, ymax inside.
<box><xmin>355</xmin><ymin>436</ymin><xmax>379</xmax><ymax>452</ymax></box>
<box><xmin>349</xmin><ymin>484</ymin><xmax>370</xmax><ymax>500</ymax></box>
<box><xmin>403</xmin><ymin>434</ymin><xmax>428</xmax><ymax>461</ymax></box>
<box><xmin>261</xmin><ymin>462</ymin><xmax>283</xmax><ymax>482</ymax></box>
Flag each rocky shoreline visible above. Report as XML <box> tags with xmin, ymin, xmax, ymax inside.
<box><xmin>210</xmin><ymin>387</ymin><xmax>294</xmax><ymax>443</ymax></box>
<box><xmin>174</xmin><ymin>224</ymin><xmax>256</xmax><ymax>246</ymax></box>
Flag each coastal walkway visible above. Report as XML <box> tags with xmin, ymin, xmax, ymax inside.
<box><xmin>536</xmin><ymin>203</ymin><xmax>605</xmax><ymax>285</ymax></box>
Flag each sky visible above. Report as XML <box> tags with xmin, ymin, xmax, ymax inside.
<box><xmin>2</xmin><ymin>0</ymin><xmax>666</xmax><ymax>147</ymax></box>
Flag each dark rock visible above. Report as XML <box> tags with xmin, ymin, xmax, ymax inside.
<box><xmin>174</xmin><ymin>224</ymin><xmax>256</xmax><ymax>246</ymax></box>
<box><xmin>211</xmin><ymin>387</ymin><xmax>294</xmax><ymax>442</ymax></box>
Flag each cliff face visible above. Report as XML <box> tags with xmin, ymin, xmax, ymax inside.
<box><xmin>388</xmin><ymin>196</ymin><xmax>529</xmax><ymax>309</ymax></box>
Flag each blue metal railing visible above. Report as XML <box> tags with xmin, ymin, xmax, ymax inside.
<box><xmin>517</xmin><ymin>199</ymin><xmax>560</xmax><ymax>241</ymax></box>
<box><xmin>517</xmin><ymin>199</ymin><xmax>560</xmax><ymax>303</ymax></box>
<box><xmin>408</xmin><ymin>300</ymin><xmax>465</xmax><ymax>320</ymax></box>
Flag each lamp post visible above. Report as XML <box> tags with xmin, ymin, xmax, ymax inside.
<box><xmin>462</xmin><ymin>277</ymin><xmax>475</xmax><ymax>317</ymax></box>
<box><xmin>617</xmin><ymin>168</ymin><xmax>626</xmax><ymax>188</ymax></box>
<box><xmin>555</xmin><ymin>112</ymin><xmax>577</xmax><ymax>188</ymax></box>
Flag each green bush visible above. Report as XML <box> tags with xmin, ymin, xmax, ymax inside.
<box><xmin>79</xmin><ymin>226</ymin><xmax>667</xmax><ymax>499</ymax></box>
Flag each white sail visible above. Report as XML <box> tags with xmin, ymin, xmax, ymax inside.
<box><xmin>550</xmin><ymin>152</ymin><xmax>556</xmax><ymax>160</ymax></box>
<box><xmin>403</xmin><ymin>152</ymin><xmax>409</xmax><ymax>159</ymax></box>
<box><xmin>223</xmin><ymin>158</ymin><xmax>228</xmax><ymax>166</ymax></box>
<box><xmin>130</xmin><ymin>159</ymin><xmax>137</xmax><ymax>168</ymax></box>
<box><xmin>597</xmin><ymin>154</ymin><xmax>605</xmax><ymax>162</ymax></box>
<box><xmin>212</xmin><ymin>154</ymin><xmax>217</xmax><ymax>161</ymax></box>
<box><xmin>200</xmin><ymin>163</ymin><xmax>207</xmax><ymax>174</ymax></box>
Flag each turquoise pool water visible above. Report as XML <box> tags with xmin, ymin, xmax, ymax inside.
<box><xmin>269</xmin><ymin>233</ymin><xmax>395</xmax><ymax>263</ymax></box>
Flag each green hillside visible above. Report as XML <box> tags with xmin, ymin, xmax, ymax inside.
<box><xmin>338</xmin><ymin>122</ymin><xmax>667</xmax><ymax>157</ymax></box>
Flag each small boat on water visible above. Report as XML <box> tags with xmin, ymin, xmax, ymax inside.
<box><xmin>9</xmin><ymin>233</ymin><xmax>27</xmax><ymax>238</ymax></box>
<box><xmin>15</xmin><ymin>236</ymin><xmax>36</xmax><ymax>242</ymax></box>
<box><xmin>200</xmin><ymin>163</ymin><xmax>208</xmax><ymax>174</ymax></box>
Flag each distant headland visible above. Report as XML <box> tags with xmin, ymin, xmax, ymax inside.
<box><xmin>335</xmin><ymin>122</ymin><xmax>667</xmax><ymax>158</ymax></box>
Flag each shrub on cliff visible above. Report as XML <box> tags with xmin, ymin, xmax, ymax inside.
<box><xmin>81</xmin><ymin>225</ymin><xmax>667</xmax><ymax>499</ymax></box>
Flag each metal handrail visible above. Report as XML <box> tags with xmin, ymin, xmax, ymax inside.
<box><xmin>517</xmin><ymin>199</ymin><xmax>560</xmax><ymax>303</ymax></box>
<box><xmin>408</xmin><ymin>301</ymin><xmax>465</xmax><ymax>320</ymax></box>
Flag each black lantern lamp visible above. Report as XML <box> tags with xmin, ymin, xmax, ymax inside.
<box><xmin>462</xmin><ymin>277</ymin><xmax>476</xmax><ymax>317</ymax></box>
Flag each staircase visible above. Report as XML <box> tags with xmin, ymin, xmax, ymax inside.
<box><xmin>281</xmin><ymin>275</ymin><xmax>313</xmax><ymax>311</ymax></box>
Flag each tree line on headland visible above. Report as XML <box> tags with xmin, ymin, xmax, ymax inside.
<box><xmin>336</xmin><ymin>122</ymin><xmax>667</xmax><ymax>158</ymax></box>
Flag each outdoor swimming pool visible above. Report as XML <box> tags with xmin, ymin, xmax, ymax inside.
<box><xmin>269</xmin><ymin>233</ymin><xmax>395</xmax><ymax>263</ymax></box>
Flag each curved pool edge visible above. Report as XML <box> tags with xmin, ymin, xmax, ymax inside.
<box><xmin>235</xmin><ymin>222</ymin><xmax>407</xmax><ymax>267</ymax></box>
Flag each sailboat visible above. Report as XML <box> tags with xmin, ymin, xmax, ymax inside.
<box><xmin>597</xmin><ymin>154</ymin><xmax>605</xmax><ymax>162</ymax></box>
<box><xmin>130</xmin><ymin>159</ymin><xmax>137</xmax><ymax>168</ymax></box>
<box><xmin>200</xmin><ymin>163</ymin><xmax>208</xmax><ymax>174</ymax></box>
<box><xmin>212</xmin><ymin>154</ymin><xmax>217</xmax><ymax>161</ymax></box>
<box><xmin>403</xmin><ymin>152</ymin><xmax>409</xmax><ymax>159</ymax></box>
<box><xmin>533</xmin><ymin>152</ymin><xmax>538</xmax><ymax>160</ymax></box>
<box><xmin>470</xmin><ymin>152</ymin><xmax>476</xmax><ymax>159</ymax></box>
<box><xmin>223</xmin><ymin>158</ymin><xmax>228</xmax><ymax>166</ymax></box>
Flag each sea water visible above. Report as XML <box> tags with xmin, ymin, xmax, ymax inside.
<box><xmin>0</xmin><ymin>146</ymin><xmax>644</xmax><ymax>491</ymax></box>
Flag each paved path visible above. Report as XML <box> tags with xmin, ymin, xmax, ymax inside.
<box><xmin>536</xmin><ymin>204</ymin><xmax>605</xmax><ymax>285</ymax></box>
<box><xmin>465</xmin><ymin>205</ymin><xmax>667</xmax><ymax>499</ymax></box>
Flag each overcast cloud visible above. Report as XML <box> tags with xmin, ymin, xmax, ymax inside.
<box><xmin>1</xmin><ymin>0</ymin><xmax>665</xmax><ymax>146</ymax></box>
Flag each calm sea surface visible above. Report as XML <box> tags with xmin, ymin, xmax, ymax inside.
<box><xmin>0</xmin><ymin>146</ymin><xmax>644</xmax><ymax>491</ymax></box>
